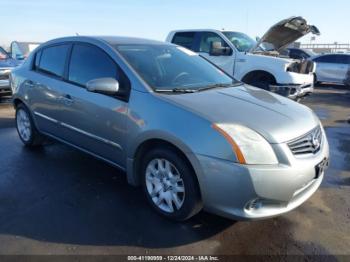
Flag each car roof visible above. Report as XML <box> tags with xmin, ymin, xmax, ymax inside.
<box><xmin>170</xmin><ymin>29</ymin><xmax>232</xmax><ymax>33</ymax></box>
<box><xmin>42</xmin><ymin>36</ymin><xmax>167</xmax><ymax>46</ymax></box>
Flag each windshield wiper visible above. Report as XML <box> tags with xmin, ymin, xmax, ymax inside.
<box><xmin>196</xmin><ymin>83</ymin><xmax>236</xmax><ymax>92</ymax></box>
<box><xmin>154</xmin><ymin>83</ymin><xmax>240</xmax><ymax>93</ymax></box>
<box><xmin>154</xmin><ymin>88</ymin><xmax>197</xmax><ymax>93</ymax></box>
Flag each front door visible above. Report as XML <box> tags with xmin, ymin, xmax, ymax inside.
<box><xmin>197</xmin><ymin>32</ymin><xmax>235</xmax><ymax>76</ymax></box>
<box><xmin>57</xmin><ymin>43</ymin><xmax>130</xmax><ymax>167</ymax></box>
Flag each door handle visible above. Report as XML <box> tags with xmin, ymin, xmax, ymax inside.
<box><xmin>60</xmin><ymin>94</ymin><xmax>74</xmax><ymax>105</ymax></box>
<box><xmin>63</xmin><ymin>94</ymin><xmax>73</xmax><ymax>100</ymax></box>
<box><xmin>26</xmin><ymin>80</ymin><xmax>35</xmax><ymax>87</ymax></box>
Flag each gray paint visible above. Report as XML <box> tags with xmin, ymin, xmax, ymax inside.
<box><xmin>11</xmin><ymin>36</ymin><xmax>329</xmax><ymax>220</ymax></box>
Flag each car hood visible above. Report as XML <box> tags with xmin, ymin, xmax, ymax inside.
<box><xmin>252</xmin><ymin>16</ymin><xmax>320</xmax><ymax>53</ymax></box>
<box><xmin>0</xmin><ymin>58</ymin><xmax>20</xmax><ymax>68</ymax></box>
<box><xmin>161</xmin><ymin>84</ymin><xmax>319</xmax><ymax>144</ymax></box>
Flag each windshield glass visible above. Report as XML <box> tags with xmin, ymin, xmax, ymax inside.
<box><xmin>303</xmin><ymin>49</ymin><xmax>317</xmax><ymax>57</ymax></box>
<box><xmin>0</xmin><ymin>47</ymin><xmax>9</xmax><ymax>60</ymax></box>
<box><xmin>222</xmin><ymin>32</ymin><xmax>257</xmax><ymax>52</ymax></box>
<box><xmin>115</xmin><ymin>44</ymin><xmax>238</xmax><ymax>91</ymax></box>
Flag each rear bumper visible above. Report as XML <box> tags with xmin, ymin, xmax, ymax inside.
<box><xmin>195</xmin><ymin>130</ymin><xmax>329</xmax><ymax>220</ymax></box>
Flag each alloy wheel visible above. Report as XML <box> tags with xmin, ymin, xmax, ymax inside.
<box><xmin>16</xmin><ymin>108</ymin><xmax>32</xmax><ymax>142</ymax></box>
<box><xmin>145</xmin><ymin>158</ymin><xmax>185</xmax><ymax>213</ymax></box>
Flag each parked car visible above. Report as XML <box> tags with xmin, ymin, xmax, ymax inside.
<box><xmin>312</xmin><ymin>53</ymin><xmax>350</xmax><ymax>86</ymax></box>
<box><xmin>10</xmin><ymin>41</ymin><xmax>40</xmax><ymax>61</ymax></box>
<box><xmin>11</xmin><ymin>36</ymin><xmax>329</xmax><ymax>221</ymax></box>
<box><xmin>166</xmin><ymin>16</ymin><xmax>320</xmax><ymax>100</ymax></box>
<box><xmin>282</xmin><ymin>48</ymin><xmax>317</xmax><ymax>60</ymax></box>
<box><xmin>0</xmin><ymin>46</ymin><xmax>21</xmax><ymax>97</ymax></box>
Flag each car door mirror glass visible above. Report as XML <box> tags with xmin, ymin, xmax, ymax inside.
<box><xmin>86</xmin><ymin>78</ymin><xmax>119</xmax><ymax>95</ymax></box>
<box><xmin>209</xmin><ymin>41</ymin><xmax>232</xmax><ymax>56</ymax></box>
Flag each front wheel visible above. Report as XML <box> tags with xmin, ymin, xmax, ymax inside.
<box><xmin>243</xmin><ymin>73</ymin><xmax>275</xmax><ymax>91</ymax></box>
<box><xmin>141</xmin><ymin>148</ymin><xmax>202</xmax><ymax>221</ymax></box>
<box><xmin>15</xmin><ymin>103</ymin><xmax>45</xmax><ymax>147</ymax></box>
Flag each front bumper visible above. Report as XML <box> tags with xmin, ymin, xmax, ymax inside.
<box><xmin>0</xmin><ymin>68</ymin><xmax>12</xmax><ymax>95</ymax></box>
<box><xmin>270</xmin><ymin>83</ymin><xmax>314</xmax><ymax>100</ymax></box>
<box><xmin>272</xmin><ymin>72</ymin><xmax>315</xmax><ymax>100</ymax></box>
<box><xmin>195</xmin><ymin>130</ymin><xmax>329</xmax><ymax>220</ymax></box>
<box><xmin>0</xmin><ymin>79</ymin><xmax>11</xmax><ymax>95</ymax></box>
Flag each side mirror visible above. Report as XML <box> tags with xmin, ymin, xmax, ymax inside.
<box><xmin>86</xmin><ymin>78</ymin><xmax>119</xmax><ymax>95</ymax></box>
<box><xmin>310</xmin><ymin>25</ymin><xmax>321</xmax><ymax>36</ymax></box>
<box><xmin>209</xmin><ymin>41</ymin><xmax>232</xmax><ymax>56</ymax></box>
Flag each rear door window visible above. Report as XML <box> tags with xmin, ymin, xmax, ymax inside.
<box><xmin>37</xmin><ymin>44</ymin><xmax>70</xmax><ymax>77</ymax></box>
<box><xmin>172</xmin><ymin>32</ymin><xmax>196</xmax><ymax>50</ymax></box>
<box><xmin>337</xmin><ymin>55</ymin><xmax>350</xmax><ymax>64</ymax></box>
<box><xmin>314</xmin><ymin>55</ymin><xmax>342</xmax><ymax>64</ymax></box>
<box><xmin>68</xmin><ymin>44</ymin><xmax>118</xmax><ymax>87</ymax></box>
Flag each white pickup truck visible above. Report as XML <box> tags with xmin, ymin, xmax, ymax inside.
<box><xmin>166</xmin><ymin>17</ymin><xmax>320</xmax><ymax>100</ymax></box>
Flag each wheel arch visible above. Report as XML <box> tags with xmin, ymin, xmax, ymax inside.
<box><xmin>241</xmin><ymin>70</ymin><xmax>277</xmax><ymax>84</ymax></box>
<box><xmin>13</xmin><ymin>97</ymin><xmax>25</xmax><ymax>108</ymax></box>
<box><xmin>127</xmin><ymin>136</ymin><xmax>203</xmax><ymax>200</ymax></box>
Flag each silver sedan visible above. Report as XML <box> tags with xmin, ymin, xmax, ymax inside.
<box><xmin>313</xmin><ymin>53</ymin><xmax>350</xmax><ymax>86</ymax></box>
<box><xmin>11</xmin><ymin>36</ymin><xmax>329</xmax><ymax>221</ymax></box>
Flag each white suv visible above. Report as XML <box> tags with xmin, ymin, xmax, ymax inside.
<box><xmin>166</xmin><ymin>17</ymin><xmax>320</xmax><ymax>100</ymax></box>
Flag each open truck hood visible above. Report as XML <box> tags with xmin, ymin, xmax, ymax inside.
<box><xmin>252</xmin><ymin>16</ymin><xmax>320</xmax><ymax>53</ymax></box>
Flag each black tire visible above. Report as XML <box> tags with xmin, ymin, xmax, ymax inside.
<box><xmin>15</xmin><ymin>103</ymin><xmax>45</xmax><ymax>147</ymax></box>
<box><xmin>141</xmin><ymin>147</ymin><xmax>202</xmax><ymax>221</ymax></box>
<box><xmin>314</xmin><ymin>74</ymin><xmax>320</xmax><ymax>87</ymax></box>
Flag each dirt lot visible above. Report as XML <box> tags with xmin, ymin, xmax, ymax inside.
<box><xmin>0</xmin><ymin>85</ymin><xmax>349</xmax><ymax>257</ymax></box>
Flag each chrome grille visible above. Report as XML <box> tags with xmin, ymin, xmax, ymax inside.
<box><xmin>288</xmin><ymin>126</ymin><xmax>322</xmax><ymax>155</ymax></box>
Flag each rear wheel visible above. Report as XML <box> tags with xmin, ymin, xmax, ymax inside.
<box><xmin>141</xmin><ymin>147</ymin><xmax>202</xmax><ymax>221</ymax></box>
<box><xmin>15</xmin><ymin>103</ymin><xmax>45</xmax><ymax>147</ymax></box>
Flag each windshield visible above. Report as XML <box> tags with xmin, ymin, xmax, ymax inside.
<box><xmin>115</xmin><ymin>44</ymin><xmax>238</xmax><ymax>92</ymax></box>
<box><xmin>303</xmin><ymin>49</ymin><xmax>317</xmax><ymax>57</ymax></box>
<box><xmin>0</xmin><ymin>47</ymin><xmax>9</xmax><ymax>60</ymax></box>
<box><xmin>222</xmin><ymin>32</ymin><xmax>257</xmax><ymax>52</ymax></box>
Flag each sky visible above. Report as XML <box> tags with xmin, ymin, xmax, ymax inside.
<box><xmin>1</xmin><ymin>0</ymin><xmax>350</xmax><ymax>47</ymax></box>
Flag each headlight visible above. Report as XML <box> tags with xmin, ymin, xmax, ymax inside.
<box><xmin>212</xmin><ymin>124</ymin><xmax>278</xmax><ymax>165</ymax></box>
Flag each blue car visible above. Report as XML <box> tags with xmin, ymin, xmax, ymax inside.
<box><xmin>0</xmin><ymin>46</ymin><xmax>21</xmax><ymax>97</ymax></box>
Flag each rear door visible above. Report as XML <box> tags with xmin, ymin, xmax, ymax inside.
<box><xmin>171</xmin><ymin>32</ymin><xmax>197</xmax><ymax>51</ymax></box>
<box><xmin>29</xmin><ymin>43</ymin><xmax>71</xmax><ymax>134</ymax></box>
<box><xmin>57</xmin><ymin>43</ymin><xmax>130</xmax><ymax>167</ymax></box>
<box><xmin>197</xmin><ymin>32</ymin><xmax>235</xmax><ymax>75</ymax></box>
<box><xmin>336</xmin><ymin>55</ymin><xmax>350</xmax><ymax>84</ymax></box>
